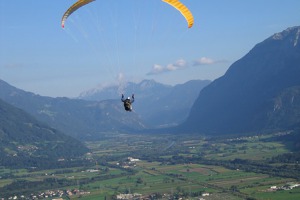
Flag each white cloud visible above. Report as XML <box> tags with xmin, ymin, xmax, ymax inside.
<box><xmin>117</xmin><ymin>72</ymin><xmax>126</xmax><ymax>83</ymax></box>
<box><xmin>174</xmin><ymin>59</ymin><xmax>188</xmax><ymax>68</ymax></box>
<box><xmin>147</xmin><ymin>57</ymin><xmax>228</xmax><ymax>76</ymax></box>
<box><xmin>153</xmin><ymin>64</ymin><xmax>165</xmax><ymax>73</ymax></box>
<box><xmin>193</xmin><ymin>57</ymin><xmax>215</xmax><ymax>65</ymax></box>
<box><xmin>147</xmin><ymin>59</ymin><xmax>188</xmax><ymax>75</ymax></box>
<box><xmin>193</xmin><ymin>57</ymin><xmax>228</xmax><ymax>66</ymax></box>
<box><xmin>116</xmin><ymin>72</ymin><xmax>128</xmax><ymax>95</ymax></box>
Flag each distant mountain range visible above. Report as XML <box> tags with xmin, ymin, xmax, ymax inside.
<box><xmin>79</xmin><ymin>79</ymin><xmax>211</xmax><ymax>128</ymax></box>
<box><xmin>180</xmin><ymin>26</ymin><xmax>300</xmax><ymax>135</ymax></box>
<box><xmin>0</xmin><ymin>98</ymin><xmax>88</xmax><ymax>168</ymax></box>
<box><xmin>0</xmin><ymin>80</ymin><xmax>145</xmax><ymax>139</ymax></box>
<box><xmin>0</xmin><ymin>79</ymin><xmax>209</xmax><ymax>139</ymax></box>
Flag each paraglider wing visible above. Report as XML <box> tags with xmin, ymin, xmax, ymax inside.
<box><xmin>61</xmin><ymin>0</ymin><xmax>95</xmax><ymax>28</ymax></box>
<box><xmin>162</xmin><ymin>0</ymin><xmax>194</xmax><ymax>28</ymax></box>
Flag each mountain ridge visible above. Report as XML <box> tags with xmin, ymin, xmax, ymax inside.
<box><xmin>0</xmin><ymin>79</ymin><xmax>146</xmax><ymax>139</ymax></box>
<box><xmin>0</xmin><ymin>79</ymin><xmax>210</xmax><ymax>139</ymax></box>
<box><xmin>181</xmin><ymin>26</ymin><xmax>300</xmax><ymax>135</ymax></box>
<box><xmin>0</xmin><ymin>98</ymin><xmax>89</xmax><ymax>168</ymax></box>
<box><xmin>79</xmin><ymin>79</ymin><xmax>211</xmax><ymax>128</ymax></box>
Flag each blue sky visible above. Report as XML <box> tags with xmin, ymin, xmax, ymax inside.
<box><xmin>0</xmin><ymin>0</ymin><xmax>299</xmax><ymax>97</ymax></box>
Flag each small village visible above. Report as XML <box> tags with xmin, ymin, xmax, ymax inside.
<box><xmin>115</xmin><ymin>192</ymin><xmax>210</xmax><ymax>200</ymax></box>
<box><xmin>266</xmin><ymin>183</ymin><xmax>300</xmax><ymax>192</ymax></box>
<box><xmin>1</xmin><ymin>189</ymin><xmax>90</xmax><ymax>200</ymax></box>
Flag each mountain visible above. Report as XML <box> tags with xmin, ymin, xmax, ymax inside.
<box><xmin>0</xmin><ymin>98</ymin><xmax>88</xmax><ymax>168</ymax></box>
<box><xmin>0</xmin><ymin>78</ymin><xmax>210</xmax><ymax>139</ymax></box>
<box><xmin>265</xmin><ymin>86</ymin><xmax>300</xmax><ymax>130</ymax></box>
<box><xmin>181</xmin><ymin>26</ymin><xmax>300</xmax><ymax>135</ymax></box>
<box><xmin>141</xmin><ymin>80</ymin><xmax>211</xmax><ymax>127</ymax></box>
<box><xmin>0</xmin><ymin>80</ymin><xmax>146</xmax><ymax>140</ymax></box>
<box><xmin>80</xmin><ymin>79</ymin><xmax>211</xmax><ymax>127</ymax></box>
<box><xmin>79</xmin><ymin>79</ymin><xmax>172</xmax><ymax>101</ymax></box>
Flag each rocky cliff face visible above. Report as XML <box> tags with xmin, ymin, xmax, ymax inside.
<box><xmin>182</xmin><ymin>26</ymin><xmax>300</xmax><ymax>135</ymax></box>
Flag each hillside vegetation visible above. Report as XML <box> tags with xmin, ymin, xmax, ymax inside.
<box><xmin>0</xmin><ymin>98</ymin><xmax>88</xmax><ymax>169</ymax></box>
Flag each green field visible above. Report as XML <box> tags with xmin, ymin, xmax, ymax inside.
<box><xmin>0</xmin><ymin>132</ymin><xmax>299</xmax><ymax>200</ymax></box>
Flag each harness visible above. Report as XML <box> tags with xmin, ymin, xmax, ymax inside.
<box><xmin>124</xmin><ymin>99</ymin><xmax>131</xmax><ymax>111</ymax></box>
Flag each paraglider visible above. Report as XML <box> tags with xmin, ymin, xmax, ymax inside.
<box><xmin>162</xmin><ymin>0</ymin><xmax>194</xmax><ymax>28</ymax></box>
<box><xmin>60</xmin><ymin>0</ymin><xmax>193</xmax><ymax>110</ymax></box>
<box><xmin>121</xmin><ymin>94</ymin><xmax>135</xmax><ymax>112</ymax></box>
<box><xmin>61</xmin><ymin>0</ymin><xmax>194</xmax><ymax>28</ymax></box>
<box><xmin>61</xmin><ymin>0</ymin><xmax>95</xmax><ymax>28</ymax></box>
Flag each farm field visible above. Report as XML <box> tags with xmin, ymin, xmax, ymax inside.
<box><xmin>0</xmin><ymin>132</ymin><xmax>299</xmax><ymax>200</ymax></box>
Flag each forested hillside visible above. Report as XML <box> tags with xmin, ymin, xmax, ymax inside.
<box><xmin>0</xmin><ymin>98</ymin><xmax>88</xmax><ymax>168</ymax></box>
